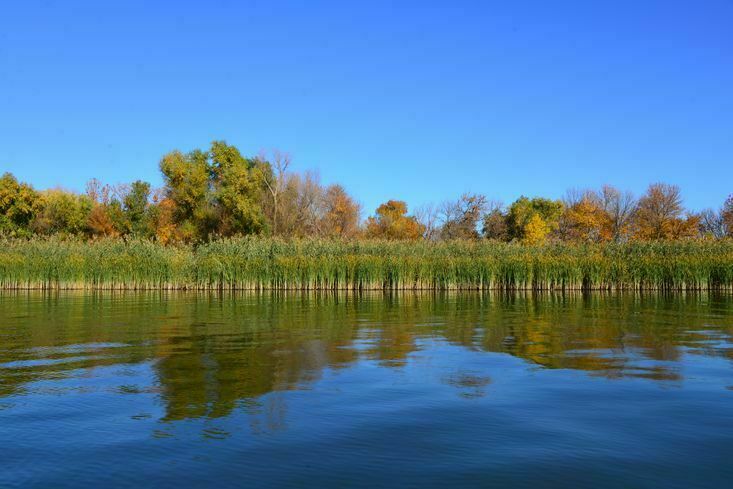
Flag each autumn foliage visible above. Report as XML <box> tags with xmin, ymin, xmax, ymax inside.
<box><xmin>366</xmin><ymin>200</ymin><xmax>424</xmax><ymax>240</ymax></box>
<box><xmin>0</xmin><ymin>141</ymin><xmax>729</xmax><ymax>245</ymax></box>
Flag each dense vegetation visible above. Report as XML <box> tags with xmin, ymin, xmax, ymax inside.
<box><xmin>2</xmin><ymin>140</ymin><xmax>732</xmax><ymax>290</ymax></box>
<box><xmin>1</xmin><ymin>237</ymin><xmax>732</xmax><ymax>291</ymax></box>
<box><xmin>2</xmin><ymin>140</ymin><xmax>732</xmax><ymax>244</ymax></box>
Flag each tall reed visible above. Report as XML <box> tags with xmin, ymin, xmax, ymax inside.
<box><xmin>1</xmin><ymin>237</ymin><xmax>732</xmax><ymax>291</ymax></box>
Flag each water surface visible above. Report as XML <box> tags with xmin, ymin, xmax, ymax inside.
<box><xmin>1</xmin><ymin>292</ymin><xmax>732</xmax><ymax>488</ymax></box>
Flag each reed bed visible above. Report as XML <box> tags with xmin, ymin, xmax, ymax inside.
<box><xmin>0</xmin><ymin>237</ymin><xmax>732</xmax><ymax>291</ymax></box>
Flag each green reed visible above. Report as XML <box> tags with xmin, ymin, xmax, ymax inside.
<box><xmin>0</xmin><ymin>236</ymin><xmax>732</xmax><ymax>290</ymax></box>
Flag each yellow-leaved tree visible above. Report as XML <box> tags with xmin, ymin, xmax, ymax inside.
<box><xmin>523</xmin><ymin>214</ymin><xmax>550</xmax><ymax>245</ymax></box>
<box><xmin>366</xmin><ymin>200</ymin><xmax>425</xmax><ymax>240</ymax></box>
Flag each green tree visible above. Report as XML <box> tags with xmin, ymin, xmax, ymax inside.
<box><xmin>124</xmin><ymin>181</ymin><xmax>151</xmax><ymax>224</ymax></box>
<box><xmin>159</xmin><ymin>149</ymin><xmax>211</xmax><ymax>240</ymax></box>
<box><xmin>32</xmin><ymin>189</ymin><xmax>93</xmax><ymax>235</ymax></box>
<box><xmin>121</xmin><ymin>180</ymin><xmax>154</xmax><ymax>237</ymax></box>
<box><xmin>210</xmin><ymin>141</ymin><xmax>269</xmax><ymax>236</ymax></box>
<box><xmin>159</xmin><ymin>141</ymin><xmax>270</xmax><ymax>241</ymax></box>
<box><xmin>506</xmin><ymin>196</ymin><xmax>564</xmax><ymax>242</ymax></box>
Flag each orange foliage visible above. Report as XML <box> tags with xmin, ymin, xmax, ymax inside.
<box><xmin>366</xmin><ymin>200</ymin><xmax>425</xmax><ymax>240</ymax></box>
<box><xmin>87</xmin><ymin>205</ymin><xmax>119</xmax><ymax>237</ymax></box>
<box><xmin>153</xmin><ymin>198</ymin><xmax>179</xmax><ymax>245</ymax></box>
<box><xmin>321</xmin><ymin>185</ymin><xmax>360</xmax><ymax>239</ymax></box>
<box><xmin>562</xmin><ymin>197</ymin><xmax>612</xmax><ymax>243</ymax></box>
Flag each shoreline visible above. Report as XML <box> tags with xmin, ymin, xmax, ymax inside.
<box><xmin>2</xmin><ymin>237</ymin><xmax>733</xmax><ymax>291</ymax></box>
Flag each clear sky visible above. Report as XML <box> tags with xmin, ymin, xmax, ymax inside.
<box><xmin>1</xmin><ymin>0</ymin><xmax>731</xmax><ymax>214</ymax></box>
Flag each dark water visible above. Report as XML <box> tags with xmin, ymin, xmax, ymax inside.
<box><xmin>1</xmin><ymin>292</ymin><xmax>732</xmax><ymax>488</ymax></box>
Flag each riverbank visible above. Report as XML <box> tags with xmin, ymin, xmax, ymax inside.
<box><xmin>1</xmin><ymin>237</ymin><xmax>732</xmax><ymax>290</ymax></box>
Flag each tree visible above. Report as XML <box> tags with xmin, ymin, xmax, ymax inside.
<box><xmin>320</xmin><ymin>185</ymin><xmax>360</xmax><ymax>238</ymax></box>
<box><xmin>31</xmin><ymin>189</ymin><xmax>92</xmax><ymax>235</ymax></box>
<box><xmin>439</xmin><ymin>193</ymin><xmax>487</xmax><ymax>240</ymax></box>
<box><xmin>274</xmin><ymin>174</ymin><xmax>362</xmax><ymax>239</ymax></box>
<box><xmin>210</xmin><ymin>140</ymin><xmax>269</xmax><ymax>236</ymax></box>
<box><xmin>0</xmin><ymin>173</ymin><xmax>39</xmax><ymax>235</ymax></box>
<box><xmin>698</xmin><ymin>209</ymin><xmax>727</xmax><ymax>239</ymax></box>
<box><xmin>159</xmin><ymin>149</ymin><xmax>211</xmax><ymax>240</ymax></box>
<box><xmin>278</xmin><ymin>171</ymin><xmax>326</xmax><ymax>238</ymax></box>
<box><xmin>116</xmin><ymin>180</ymin><xmax>154</xmax><ymax>237</ymax></box>
<box><xmin>366</xmin><ymin>200</ymin><xmax>425</xmax><ymax>240</ymax></box>
<box><xmin>723</xmin><ymin>195</ymin><xmax>733</xmax><ymax>237</ymax></box>
<box><xmin>506</xmin><ymin>196</ymin><xmax>564</xmax><ymax>243</ymax></box>
<box><xmin>523</xmin><ymin>213</ymin><xmax>550</xmax><ymax>245</ymax></box>
<box><xmin>599</xmin><ymin>185</ymin><xmax>636</xmax><ymax>242</ymax></box>
<box><xmin>414</xmin><ymin>203</ymin><xmax>439</xmax><ymax>240</ymax></box>
<box><xmin>481</xmin><ymin>201</ymin><xmax>508</xmax><ymax>241</ymax></box>
<box><xmin>560</xmin><ymin>191</ymin><xmax>610</xmax><ymax>243</ymax></box>
<box><xmin>87</xmin><ymin>205</ymin><xmax>119</xmax><ymax>237</ymax></box>
<box><xmin>124</xmin><ymin>181</ymin><xmax>151</xmax><ymax>227</ymax></box>
<box><xmin>84</xmin><ymin>178</ymin><xmax>155</xmax><ymax>238</ymax></box>
<box><xmin>85</xmin><ymin>178</ymin><xmax>111</xmax><ymax>205</ymax></box>
<box><xmin>159</xmin><ymin>141</ymin><xmax>270</xmax><ymax>241</ymax></box>
<box><xmin>633</xmin><ymin>183</ymin><xmax>697</xmax><ymax>240</ymax></box>
<box><xmin>149</xmin><ymin>192</ymin><xmax>179</xmax><ymax>245</ymax></box>
<box><xmin>85</xmin><ymin>178</ymin><xmax>121</xmax><ymax>237</ymax></box>
<box><xmin>260</xmin><ymin>150</ymin><xmax>291</xmax><ymax>236</ymax></box>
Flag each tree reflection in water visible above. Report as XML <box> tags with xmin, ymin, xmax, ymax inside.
<box><xmin>1</xmin><ymin>291</ymin><xmax>732</xmax><ymax>429</ymax></box>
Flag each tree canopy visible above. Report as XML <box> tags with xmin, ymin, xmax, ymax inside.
<box><xmin>1</xmin><ymin>142</ymin><xmax>729</xmax><ymax>245</ymax></box>
<box><xmin>366</xmin><ymin>200</ymin><xmax>424</xmax><ymax>240</ymax></box>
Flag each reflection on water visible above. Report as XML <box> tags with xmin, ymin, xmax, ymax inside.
<box><xmin>3</xmin><ymin>292</ymin><xmax>731</xmax><ymax>405</ymax></box>
<box><xmin>1</xmin><ymin>292</ymin><xmax>733</xmax><ymax>488</ymax></box>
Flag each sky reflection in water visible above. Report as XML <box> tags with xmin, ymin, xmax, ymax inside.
<box><xmin>1</xmin><ymin>292</ymin><xmax>732</xmax><ymax>488</ymax></box>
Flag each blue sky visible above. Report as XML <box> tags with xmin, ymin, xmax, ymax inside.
<box><xmin>1</xmin><ymin>0</ymin><xmax>731</xmax><ymax>214</ymax></box>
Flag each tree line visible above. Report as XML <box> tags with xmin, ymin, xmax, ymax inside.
<box><xmin>1</xmin><ymin>140</ymin><xmax>731</xmax><ymax>244</ymax></box>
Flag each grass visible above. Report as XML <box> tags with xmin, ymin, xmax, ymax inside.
<box><xmin>0</xmin><ymin>236</ymin><xmax>732</xmax><ymax>290</ymax></box>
